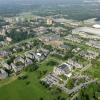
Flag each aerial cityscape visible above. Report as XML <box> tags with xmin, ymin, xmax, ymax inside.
<box><xmin>0</xmin><ymin>0</ymin><xmax>100</xmax><ymax>100</ymax></box>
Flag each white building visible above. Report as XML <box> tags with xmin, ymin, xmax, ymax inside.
<box><xmin>47</xmin><ymin>19</ymin><xmax>53</xmax><ymax>25</ymax></box>
<box><xmin>6</xmin><ymin>37</ymin><xmax>12</xmax><ymax>42</ymax></box>
<box><xmin>72</xmin><ymin>27</ymin><xmax>100</xmax><ymax>39</ymax></box>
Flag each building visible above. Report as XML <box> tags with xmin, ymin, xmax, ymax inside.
<box><xmin>14</xmin><ymin>56</ymin><xmax>25</xmax><ymax>64</ymax></box>
<box><xmin>0</xmin><ymin>69</ymin><xmax>8</xmax><ymax>79</ymax></box>
<box><xmin>53</xmin><ymin>63</ymin><xmax>72</xmax><ymax>77</ymax></box>
<box><xmin>25</xmin><ymin>58</ymin><xmax>33</xmax><ymax>66</ymax></box>
<box><xmin>41</xmin><ymin>73</ymin><xmax>60</xmax><ymax>87</ymax></box>
<box><xmin>11</xmin><ymin>63</ymin><xmax>23</xmax><ymax>73</ymax></box>
<box><xmin>72</xmin><ymin>27</ymin><xmax>100</xmax><ymax>38</ymax></box>
<box><xmin>5</xmin><ymin>37</ymin><xmax>12</xmax><ymax>43</ymax></box>
<box><xmin>79</xmin><ymin>50</ymin><xmax>99</xmax><ymax>59</ymax></box>
<box><xmin>0</xmin><ymin>51</ymin><xmax>9</xmax><ymax>58</ymax></box>
<box><xmin>47</xmin><ymin>18</ymin><xmax>53</xmax><ymax>25</ymax></box>
<box><xmin>67</xmin><ymin>59</ymin><xmax>83</xmax><ymax>69</ymax></box>
<box><xmin>0</xmin><ymin>28</ymin><xmax>6</xmax><ymax>36</ymax></box>
<box><xmin>25</xmin><ymin>52</ymin><xmax>35</xmax><ymax>60</ymax></box>
<box><xmin>1</xmin><ymin>62</ymin><xmax>11</xmax><ymax>70</ymax></box>
<box><xmin>86</xmin><ymin>40</ymin><xmax>100</xmax><ymax>49</ymax></box>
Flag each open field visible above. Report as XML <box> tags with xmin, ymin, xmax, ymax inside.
<box><xmin>85</xmin><ymin>60</ymin><xmax>100</xmax><ymax>80</ymax></box>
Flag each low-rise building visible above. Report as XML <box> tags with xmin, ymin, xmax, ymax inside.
<box><xmin>25</xmin><ymin>58</ymin><xmax>33</xmax><ymax>66</ymax></box>
<box><xmin>1</xmin><ymin>62</ymin><xmax>11</xmax><ymax>70</ymax></box>
<box><xmin>11</xmin><ymin>63</ymin><xmax>24</xmax><ymax>73</ymax></box>
<box><xmin>65</xmin><ymin>34</ymin><xmax>82</xmax><ymax>43</ymax></box>
<box><xmin>86</xmin><ymin>40</ymin><xmax>100</xmax><ymax>49</ymax></box>
<box><xmin>0</xmin><ymin>69</ymin><xmax>8</xmax><ymax>79</ymax></box>
<box><xmin>53</xmin><ymin>63</ymin><xmax>72</xmax><ymax>77</ymax></box>
<box><xmin>79</xmin><ymin>50</ymin><xmax>99</xmax><ymax>59</ymax></box>
<box><xmin>67</xmin><ymin>59</ymin><xmax>83</xmax><ymax>69</ymax></box>
<box><xmin>41</xmin><ymin>73</ymin><xmax>60</xmax><ymax>86</ymax></box>
<box><xmin>14</xmin><ymin>56</ymin><xmax>25</xmax><ymax>64</ymax></box>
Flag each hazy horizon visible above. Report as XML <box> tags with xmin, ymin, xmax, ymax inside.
<box><xmin>0</xmin><ymin>0</ymin><xmax>100</xmax><ymax>20</ymax></box>
<box><xmin>0</xmin><ymin>0</ymin><xmax>88</xmax><ymax>5</ymax></box>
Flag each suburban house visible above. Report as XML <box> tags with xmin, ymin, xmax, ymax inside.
<box><xmin>25</xmin><ymin>58</ymin><xmax>33</xmax><ymax>66</ymax></box>
<box><xmin>1</xmin><ymin>62</ymin><xmax>11</xmax><ymax>70</ymax></box>
<box><xmin>0</xmin><ymin>69</ymin><xmax>8</xmax><ymax>80</ymax></box>
<box><xmin>67</xmin><ymin>59</ymin><xmax>83</xmax><ymax>69</ymax></box>
<box><xmin>79</xmin><ymin>50</ymin><xmax>99</xmax><ymax>59</ymax></box>
<box><xmin>14</xmin><ymin>56</ymin><xmax>25</xmax><ymax>64</ymax></box>
<box><xmin>11</xmin><ymin>63</ymin><xmax>24</xmax><ymax>73</ymax></box>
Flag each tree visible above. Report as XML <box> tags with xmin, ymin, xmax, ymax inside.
<box><xmin>39</xmin><ymin>97</ymin><xmax>44</xmax><ymax>100</ymax></box>
<box><xmin>25</xmin><ymin>62</ymin><xmax>39</xmax><ymax>72</ymax></box>
<box><xmin>46</xmin><ymin>60</ymin><xmax>58</xmax><ymax>66</ymax></box>
<box><xmin>43</xmin><ymin>45</ymin><xmax>53</xmax><ymax>51</ymax></box>
<box><xmin>66</xmin><ymin>79</ymin><xmax>74</xmax><ymax>89</ymax></box>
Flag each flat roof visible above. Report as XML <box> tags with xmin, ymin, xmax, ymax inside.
<box><xmin>72</xmin><ymin>27</ymin><xmax>100</xmax><ymax>36</ymax></box>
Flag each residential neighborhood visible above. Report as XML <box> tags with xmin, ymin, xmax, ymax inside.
<box><xmin>0</xmin><ymin>1</ymin><xmax>100</xmax><ymax>99</ymax></box>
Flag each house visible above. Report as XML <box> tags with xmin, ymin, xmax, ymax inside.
<box><xmin>33</xmin><ymin>26</ymin><xmax>47</xmax><ymax>34</ymax></box>
<box><xmin>40</xmin><ymin>33</ymin><xmax>60</xmax><ymax>42</ymax></box>
<box><xmin>58</xmin><ymin>44</ymin><xmax>71</xmax><ymax>51</ymax></box>
<box><xmin>33</xmin><ymin>52</ymin><xmax>43</xmax><ymax>61</ymax></box>
<box><xmin>53</xmin><ymin>63</ymin><xmax>72</xmax><ymax>77</ymax></box>
<box><xmin>25</xmin><ymin>43</ymin><xmax>32</xmax><ymax>49</ymax></box>
<box><xmin>86</xmin><ymin>40</ymin><xmax>100</xmax><ymax>49</ymax></box>
<box><xmin>0</xmin><ymin>69</ymin><xmax>8</xmax><ymax>79</ymax></box>
<box><xmin>11</xmin><ymin>63</ymin><xmax>23</xmax><ymax>73</ymax></box>
<box><xmin>65</xmin><ymin>34</ymin><xmax>82</xmax><ymax>43</ymax></box>
<box><xmin>42</xmin><ymin>49</ymin><xmax>49</xmax><ymax>57</ymax></box>
<box><xmin>36</xmin><ymin>53</ymin><xmax>42</xmax><ymax>57</ymax></box>
<box><xmin>1</xmin><ymin>62</ymin><xmax>11</xmax><ymax>70</ymax></box>
<box><xmin>36</xmin><ymin>52</ymin><xmax>46</xmax><ymax>61</ymax></box>
<box><xmin>5</xmin><ymin>37</ymin><xmax>12</xmax><ymax>43</ymax></box>
<box><xmin>25</xmin><ymin>58</ymin><xmax>33</xmax><ymax>66</ymax></box>
<box><xmin>72</xmin><ymin>48</ymin><xmax>81</xmax><ymax>53</ymax></box>
<box><xmin>67</xmin><ymin>59</ymin><xmax>83</xmax><ymax>69</ymax></box>
<box><xmin>14</xmin><ymin>56</ymin><xmax>25</xmax><ymax>64</ymax></box>
<box><xmin>79</xmin><ymin>50</ymin><xmax>99</xmax><ymax>59</ymax></box>
<box><xmin>0</xmin><ymin>41</ymin><xmax>6</xmax><ymax>47</ymax></box>
<box><xmin>0</xmin><ymin>51</ymin><xmax>9</xmax><ymax>57</ymax></box>
<box><xmin>25</xmin><ymin>52</ymin><xmax>35</xmax><ymax>60</ymax></box>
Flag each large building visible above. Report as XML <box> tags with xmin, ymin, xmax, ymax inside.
<box><xmin>53</xmin><ymin>63</ymin><xmax>72</xmax><ymax>77</ymax></box>
<box><xmin>72</xmin><ymin>27</ymin><xmax>100</xmax><ymax>39</ymax></box>
<box><xmin>46</xmin><ymin>18</ymin><xmax>53</xmax><ymax>25</ymax></box>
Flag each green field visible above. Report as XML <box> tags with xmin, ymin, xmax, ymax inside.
<box><xmin>86</xmin><ymin>60</ymin><xmax>100</xmax><ymax>80</ymax></box>
<box><xmin>0</xmin><ymin>56</ymin><xmax>67</xmax><ymax>100</ymax></box>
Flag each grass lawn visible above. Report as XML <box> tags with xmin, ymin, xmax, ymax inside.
<box><xmin>0</xmin><ymin>72</ymin><xmax>55</xmax><ymax>100</ymax></box>
<box><xmin>0</xmin><ymin>56</ymin><xmax>68</xmax><ymax>100</ymax></box>
<box><xmin>86</xmin><ymin>60</ymin><xmax>100</xmax><ymax>80</ymax></box>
